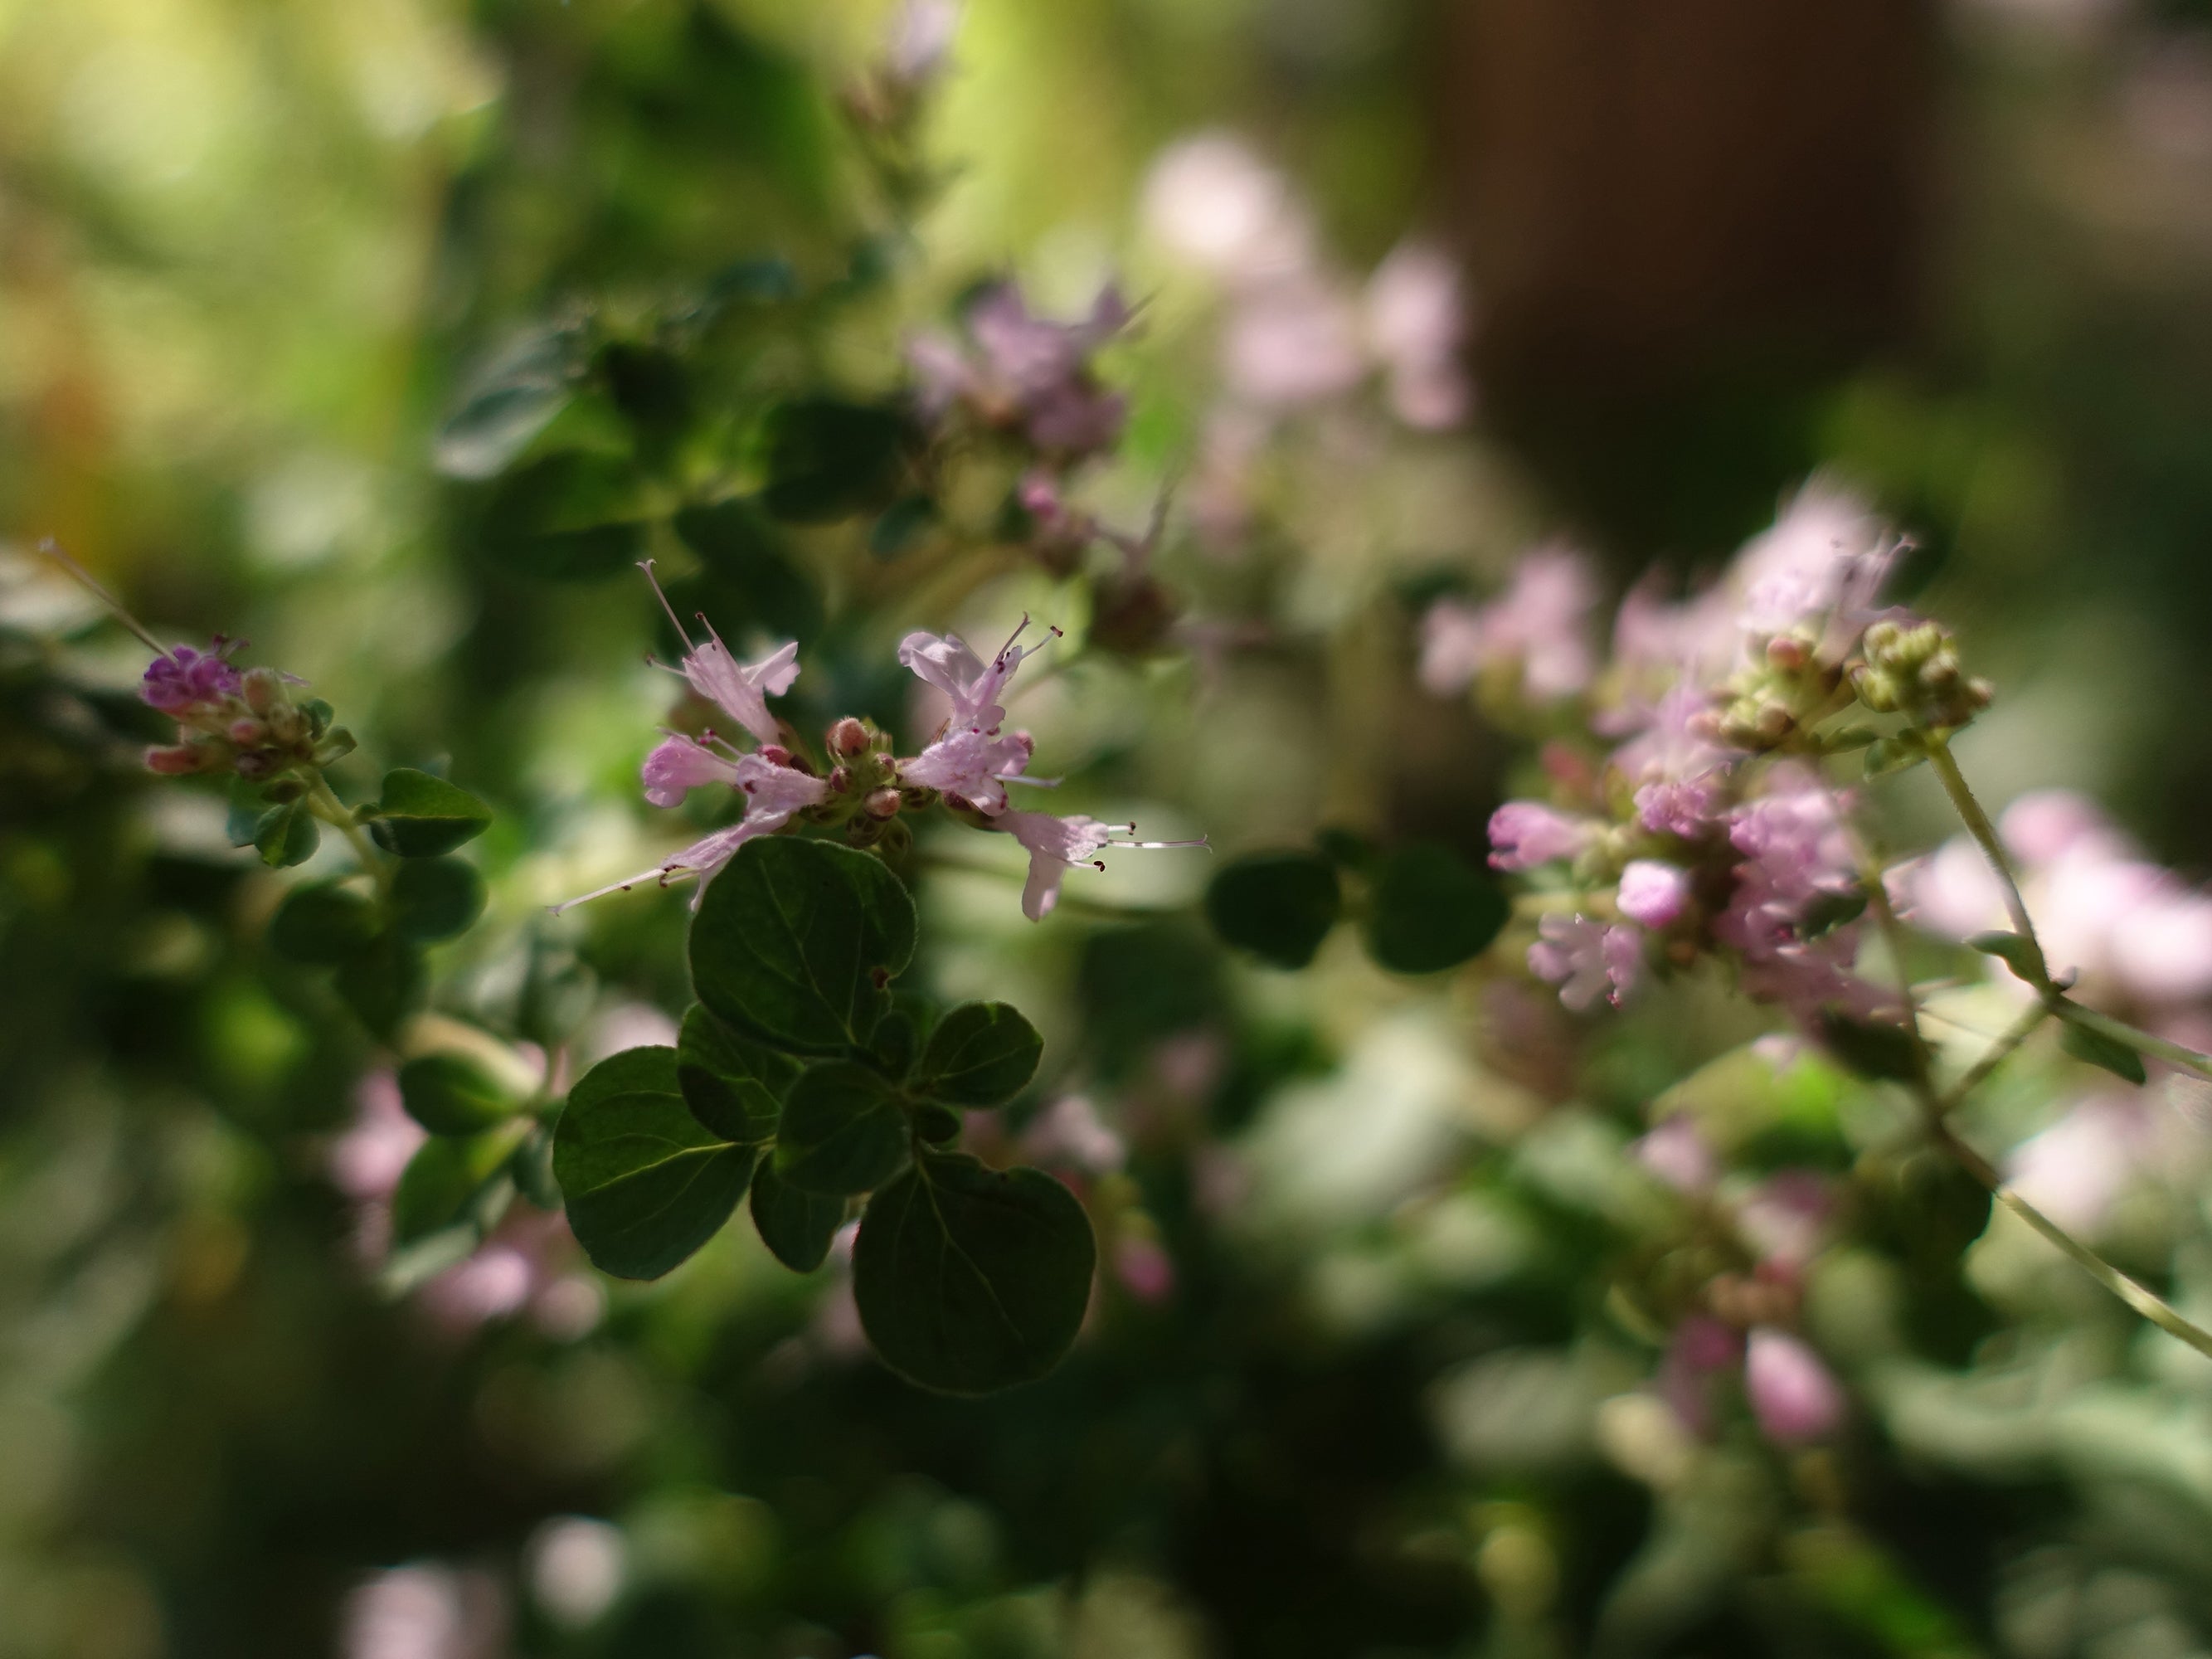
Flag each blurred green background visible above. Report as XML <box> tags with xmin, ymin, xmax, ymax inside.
<box><xmin>9</xmin><ymin>1</ymin><xmax>2212</xmax><ymax>1655</ymax></box>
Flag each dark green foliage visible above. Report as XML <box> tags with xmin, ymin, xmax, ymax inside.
<box><xmin>389</xmin><ymin>857</ymin><xmax>487</xmax><ymax>941</ymax></box>
<box><xmin>689</xmin><ymin>836</ymin><xmax>916</xmax><ymax>1054</ymax></box>
<box><xmin>774</xmin><ymin>1060</ymin><xmax>910</xmax><ymax>1196</ymax></box>
<box><xmin>1818</xmin><ymin>1010</ymin><xmax>1923</xmax><ymax>1082</ymax></box>
<box><xmin>676</xmin><ymin>1002</ymin><xmax>797</xmax><ymax>1142</ymax></box>
<box><xmin>391</xmin><ymin>1126</ymin><xmax>523</xmax><ymax>1248</ymax></box>
<box><xmin>553</xmin><ymin>1046</ymin><xmax>757</xmax><ymax>1280</ymax></box>
<box><xmin>853</xmin><ymin>1153</ymin><xmax>1096</xmax><ymax>1394</ymax></box>
<box><xmin>668</xmin><ymin>499</ymin><xmax>824</xmax><ymax>644</ymax></box>
<box><xmin>1362</xmin><ymin>843</ymin><xmax>1507</xmax><ymax>973</ymax></box>
<box><xmin>747</xmin><ymin>1160</ymin><xmax>844</xmax><ymax>1271</ymax></box>
<box><xmin>479</xmin><ymin>450</ymin><xmax>649</xmax><ymax>580</ymax></box>
<box><xmin>1205</xmin><ymin>852</ymin><xmax>1342</xmax><ymax>968</ymax></box>
<box><xmin>253</xmin><ymin>800</ymin><xmax>318</xmax><ymax>868</ymax></box>
<box><xmin>269</xmin><ymin>882</ymin><xmax>379</xmax><ymax>963</ymax></box>
<box><xmin>759</xmin><ymin>398</ymin><xmax>910</xmax><ymax>523</ymax></box>
<box><xmin>911</xmin><ymin>1002</ymin><xmax>1043</xmax><ymax>1106</ymax></box>
<box><xmin>367</xmin><ymin>769</ymin><xmax>493</xmax><ymax>858</ymax></box>
<box><xmin>332</xmin><ymin>934</ymin><xmax>425</xmax><ymax>1039</ymax></box>
<box><xmin>397</xmin><ymin>1053</ymin><xmax>520</xmax><ymax>1136</ymax></box>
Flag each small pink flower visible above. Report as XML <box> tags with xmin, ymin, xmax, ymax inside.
<box><xmin>1636</xmin><ymin>1116</ymin><xmax>1717</xmax><ymax>1194</ymax></box>
<box><xmin>1617</xmin><ymin>859</ymin><xmax>1692</xmax><ymax>928</ymax></box>
<box><xmin>1021</xmin><ymin>1093</ymin><xmax>1127</xmax><ymax>1174</ymax></box>
<box><xmin>1736</xmin><ymin>1171</ymin><xmax>1832</xmax><ymax>1271</ymax></box>
<box><xmin>1221</xmin><ymin>277</ymin><xmax>1368</xmax><ymax>408</ymax></box>
<box><xmin>999</xmin><ymin>810</ymin><xmax>1200</xmax><ymax>922</ymax></box>
<box><xmin>1529</xmin><ymin>915</ymin><xmax>1642</xmax><ymax>1011</ymax></box>
<box><xmin>1419</xmin><ymin>547</ymin><xmax>1598</xmax><ymax>702</ymax></box>
<box><xmin>1487</xmin><ymin>801</ymin><xmax>1594</xmax><ymax>871</ymax></box>
<box><xmin>1114</xmin><ymin>1235</ymin><xmax>1175</xmax><ymax>1303</ymax></box>
<box><xmin>1743</xmin><ymin>1328</ymin><xmax>1845</xmax><ymax>1445</ymax></box>
<box><xmin>897</xmin><ymin>618</ymin><xmax>1043</xmax><ymax>735</ymax></box>
<box><xmin>910</xmin><ymin>283</ymin><xmax>1130</xmax><ymax>459</ymax></box>
<box><xmin>141</xmin><ymin>640</ymin><xmax>244</xmax><ymax>713</ymax></box>
<box><xmin>1364</xmin><ymin>241</ymin><xmax>1469</xmax><ymax>431</ymax></box>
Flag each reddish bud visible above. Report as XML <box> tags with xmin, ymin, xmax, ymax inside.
<box><xmin>757</xmin><ymin>744</ymin><xmax>793</xmax><ymax>767</ymax></box>
<box><xmin>828</xmin><ymin>766</ymin><xmax>852</xmax><ymax>794</ymax></box>
<box><xmin>145</xmin><ymin>743</ymin><xmax>208</xmax><ymax>776</ymax></box>
<box><xmin>864</xmin><ymin>788</ymin><xmax>902</xmax><ymax>820</ymax></box>
<box><xmin>827</xmin><ymin>717</ymin><xmax>870</xmax><ymax>757</ymax></box>
<box><xmin>226</xmin><ymin>718</ymin><xmax>267</xmax><ymax>746</ymax></box>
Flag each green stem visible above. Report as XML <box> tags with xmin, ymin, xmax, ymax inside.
<box><xmin>305</xmin><ymin>771</ymin><xmax>389</xmax><ymax>894</ymax></box>
<box><xmin>1924</xmin><ymin>736</ymin><xmax>2039</xmax><ymax>951</ymax></box>
<box><xmin>1935</xmin><ymin>1000</ymin><xmax>2050</xmax><ymax>1115</ymax></box>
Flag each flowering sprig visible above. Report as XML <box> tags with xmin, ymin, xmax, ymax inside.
<box><xmin>1441</xmin><ymin>485</ymin><xmax>2212</xmax><ymax>1370</ymax></box>
<box><xmin>555</xmin><ymin>564</ymin><xmax>1203</xmax><ymax>922</ymax></box>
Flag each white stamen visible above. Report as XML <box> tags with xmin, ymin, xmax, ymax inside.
<box><xmin>40</xmin><ymin>538</ymin><xmax>170</xmax><ymax>655</ymax></box>
<box><xmin>639</xmin><ymin>560</ymin><xmax>693</xmax><ymax>649</ymax></box>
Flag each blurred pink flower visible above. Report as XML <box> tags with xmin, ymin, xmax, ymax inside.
<box><xmin>1420</xmin><ymin>547</ymin><xmax>1598</xmax><ymax>702</ymax></box>
<box><xmin>1487</xmin><ymin>801</ymin><xmax>1597</xmax><ymax>872</ymax></box>
<box><xmin>1529</xmin><ymin>915</ymin><xmax>1642</xmax><ymax>1011</ymax></box>
<box><xmin>1222</xmin><ymin>279</ymin><xmax>1367</xmax><ymax>408</ymax></box>
<box><xmin>1364</xmin><ymin>241</ymin><xmax>1469</xmax><ymax>430</ymax></box>
<box><xmin>1114</xmin><ymin>1235</ymin><xmax>1175</xmax><ymax>1303</ymax></box>
<box><xmin>1636</xmin><ymin>1116</ymin><xmax>1717</xmax><ymax>1195</ymax></box>
<box><xmin>1743</xmin><ymin>1328</ymin><xmax>1845</xmax><ymax>1445</ymax></box>
<box><xmin>1021</xmin><ymin>1094</ymin><xmax>1127</xmax><ymax>1175</ymax></box>
<box><xmin>1617</xmin><ymin>859</ymin><xmax>1693</xmax><ymax>929</ymax></box>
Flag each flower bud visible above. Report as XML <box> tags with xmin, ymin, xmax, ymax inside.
<box><xmin>827</xmin><ymin>717</ymin><xmax>871</xmax><ymax>758</ymax></box>
<box><xmin>241</xmin><ymin>667</ymin><xmax>282</xmax><ymax>715</ymax></box>
<box><xmin>145</xmin><ymin>743</ymin><xmax>210</xmax><ymax>776</ymax></box>
<box><xmin>757</xmin><ymin>744</ymin><xmax>793</xmax><ymax>767</ymax></box>
<box><xmin>827</xmin><ymin>766</ymin><xmax>852</xmax><ymax>795</ymax></box>
<box><xmin>226</xmin><ymin>718</ymin><xmax>267</xmax><ymax>747</ymax></box>
<box><xmin>1743</xmin><ymin>1328</ymin><xmax>1845</xmax><ymax>1445</ymax></box>
<box><xmin>863</xmin><ymin>787</ymin><xmax>902</xmax><ymax>820</ymax></box>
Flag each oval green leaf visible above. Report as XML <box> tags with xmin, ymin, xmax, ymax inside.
<box><xmin>333</xmin><ymin>934</ymin><xmax>425</xmax><ymax>1040</ymax></box>
<box><xmin>254</xmin><ymin>800</ymin><xmax>320</xmax><ymax>869</ymax></box>
<box><xmin>912</xmin><ymin>1002</ymin><xmax>1043</xmax><ymax>1107</ymax></box>
<box><xmin>677</xmin><ymin>1004</ymin><xmax>799</xmax><ymax>1142</ymax></box>
<box><xmin>480</xmin><ymin>450</ymin><xmax>649</xmax><ymax>581</ymax></box>
<box><xmin>853</xmin><ymin>1153</ymin><xmax>1097</xmax><ymax>1395</ymax></box>
<box><xmin>391</xmin><ymin>1123</ymin><xmax>526</xmax><ymax>1248</ymax></box>
<box><xmin>553</xmin><ymin>1046</ymin><xmax>757</xmax><ymax>1280</ymax></box>
<box><xmin>748</xmin><ymin>1160</ymin><xmax>845</xmax><ymax>1272</ymax></box>
<box><xmin>391</xmin><ymin>857</ymin><xmax>488</xmax><ymax>942</ymax></box>
<box><xmin>759</xmin><ymin>398</ymin><xmax>910</xmax><ymax>523</ymax></box>
<box><xmin>688</xmin><ymin>837</ymin><xmax>916</xmax><ymax>1056</ymax></box>
<box><xmin>1362</xmin><ymin>844</ymin><xmax>1507</xmax><ymax>974</ymax></box>
<box><xmin>774</xmin><ymin>1061</ymin><xmax>910</xmax><ymax>1196</ymax></box>
<box><xmin>368</xmin><ymin>768</ymin><xmax>493</xmax><ymax>859</ymax></box>
<box><xmin>398</xmin><ymin>1053</ymin><xmax>522</xmax><ymax>1136</ymax></box>
<box><xmin>269</xmin><ymin>881</ymin><xmax>380</xmax><ymax>963</ymax></box>
<box><xmin>1205</xmin><ymin>852</ymin><xmax>1342</xmax><ymax>970</ymax></box>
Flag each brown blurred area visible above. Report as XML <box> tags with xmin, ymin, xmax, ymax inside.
<box><xmin>1441</xmin><ymin>0</ymin><xmax>1938</xmax><ymax>550</ymax></box>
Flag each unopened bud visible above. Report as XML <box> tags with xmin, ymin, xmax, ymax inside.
<box><xmin>241</xmin><ymin>667</ymin><xmax>281</xmax><ymax>715</ymax></box>
<box><xmin>827</xmin><ymin>717</ymin><xmax>870</xmax><ymax>758</ymax></box>
<box><xmin>145</xmin><ymin>743</ymin><xmax>208</xmax><ymax>776</ymax></box>
<box><xmin>1765</xmin><ymin>635</ymin><xmax>1810</xmax><ymax>673</ymax></box>
<box><xmin>828</xmin><ymin>766</ymin><xmax>852</xmax><ymax>794</ymax></box>
<box><xmin>757</xmin><ymin>744</ymin><xmax>793</xmax><ymax>767</ymax></box>
<box><xmin>864</xmin><ymin>787</ymin><xmax>902</xmax><ymax>820</ymax></box>
<box><xmin>226</xmin><ymin>718</ymin><xmax>267</xmax><ymax>746</ymax></box>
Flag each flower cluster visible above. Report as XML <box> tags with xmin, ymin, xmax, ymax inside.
<box><xmin>1446</xmin><ymin>482</ymin><xmax>1976</xmax><ymax>1035</ymax></box>
<box><xmin>139</xmin><ymin>635</ymin><xmax>347</xmax><ymax>783</ymax></box>
<box><xmin>908</xmin><ymin>283</ymin><xmax>1132</xmax><ymax>466</ymax></box>
<box><xmin>557</xmin><ymin>565</ymin><xmax>1199</xmax><ymax>921</ymax></box>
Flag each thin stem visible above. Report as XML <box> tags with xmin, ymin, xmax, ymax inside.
<box><xmin>1935</xmin><ymin>1000</ymin><xmax>2050</xmax><ymax>1115</ymax></box>
<box><xmin>305</xmin><ymin>771</ymin><xmax>389</xmax><ymax>894</ymax></box>
<box><xmin>1924</xmin><ymin>736</ymin><xmax>2039</xmax><ymax>951</ymax></box>
<box><xmin>1924</xmin><ymin>1117</ymin><xmax>2212</xmax><ymax>1362</ymax></box>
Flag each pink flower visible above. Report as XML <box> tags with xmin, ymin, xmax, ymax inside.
<box><xmin>900</xmin><ymin>726</ymin><xmax>1038</xmax><ymax>815</ymax></box>
<box><xmin>910</xmin><ymin>283</ymin><xmax>1130</xmax><ymax>459</ymax></box>
<box><xmin>2008</xmin><ymin>1093</ymin><xmax>2150</xmax><ymax>1233</ymax></box>
<box><xmin>1736</xmin><ymin>1171</ymin><xmax>1832</xmax><ymax>1272</ymax></box>
<box><xmin>641</xmin><ymin>561</ymin><xmax>800</xmax><ymax>750</ymax></box>
<box><xmin>1364</xmin><ymin>241</ymin><xmax>1469</xmax><ymax>430</ymax></box>
<box><xmin>1021</xmin><ymin>1093</ymin><xmax>1127</xmax><ymax>1173</ymax></box>
<box><xmin>1743</xmin><ymin>1328</ymin><xmax>1845</xmax><ymax>1445</ymax></box>
<box><xmin>1418</xmin><ymin>547</ymin><xmax>1598</xmax><ymax>702</ymax></box>
<box><xmin>1487</xmin><ymin>801</ymin><xmax>1595</xmax><ymax>871</ymax></box>
<box><xmin>1221</xmin><ymin>278</ymin><xmax>1367</xmax><ymax>408</ymax></box>
<box><xmin>1114</xmin><ymin>1236</ymin><xmax>1175</xmax><ymax>1303</ymax></box>
<box><xmin>999</xmin><ymin>810</ymin><xmax>1202</xmax><ymax>922</ymax></box>
<box><xmin>897</xmin><ymin>617</ymin><xmax>1045</xmax><ymax>735</ymax></box>
<box><xmin>1731</xmin><ymin>481</ymin><xmax>1899</xmax><ymax>648</ymax></box>
<box><xmin>141</xmin><ymin>639</ymin><xmax>244</xmax><ymax>713</ymax></box>
<box><xmin>883</xmin><ymin>0</ymin><xmax>960</xmax><ymax>85</ymax></box>
<box><xmin>1140</xmin><ymin>133</ymin><xmax>1315</xmax><ymax>285</ymax></box>
<box><xmin>1636</xmin><ymin>1116</ymin><xmax>1717</xmax><ymax>1194</ymax></box>
<box><xmin>1610</xmin><ymin>685</ymin><xmax>1730</xmax><ymax>828</ymax></box>
<box><xmin>2000</xmin><ymin>788</ymin><xmax>2118</xmax><ymax>865</ymax></box>
<box><xmin>1617</xmin><ymin>859</ymin><xmax>1693</xmax><ymax>928</ymax></box>
<box><xmin>1529</xmin><ymin>915</ymin><xmax>1642</xmax><ymax>1011</ymax></box>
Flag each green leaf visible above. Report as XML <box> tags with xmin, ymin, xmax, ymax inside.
<box><xmin>912</xmin><ymin>1003</ymin><xmax>1043</xmax><ymax>1107</ymax></box>
<box><xmin>1968</xmin><ymin>930</ymin><xmax>2047</xmax><ymax>985</ymax></box>
<box><xmin>676</xmin><ymin>1004</ymin><xmax>798</xmax><ymax>1142</ymax></box>
<box><xmin>391</xmin><ymin>1124</ymin><xmax>525</xmax><ymax>1248</ymax></box>
<box><xmin>1204</xmin><ymin>852</ymin><xmax>1342</xmax><ymax>970</ymax></box>
<box><xmin>747</xmin><ymin>1160</ymin><xmax>844</xmax><ymax>1272</ymax></box>
<box><xmin>774</xmin><ymin>1061</ymin><xmax>910</xmax><ymax>1196</ymax></box>
<box><xmin>553</xmin><ymin>1046</ymin><xmax>757</xmax><ymax>1280</ymax></box>
<box><xmin>333</xmin><ymin>935</ymin><xmax>425</xmax><ymax>1040</ymax></box>
<box><xmin>254</xmin><ymin>800</ymin><xmax>319</xmax><ymax>868</ymax></box>
<box><xmin>2060</xmin><ymin>1019</ymin><xmax>2147</xmax><ymax>1086</ymax></box>
<box><xmin>1363</xmin><ymin>844</ymin><xmax>1508</xmax><ymax>974</ymax></box>
<box><xmin>269</xmin><ymin>882</ymin><xmax>379</xmax><ymax>963</ymax></box>
<box><xmin>868</xmin><ymin>1009</ymin><xmax>920</xmax><ymax>1080</ymax></box>
<box><xmin>398</xmin><ymin>1053</ymin><xmax>522</xmax><ymax>1136</ymax></box>
<box><xmin>1864</xmin><ymin>731</ymin><xmax>1931</xmax><ymax>778</ymax></box>
<box><xmin>1801</xmin><ymin>888</ymin><xmax>1869</xmax><ymax>939</ymax></box>
<box><xmin>481</xmin><ymin>450</ymin><xmax>649</xmax><ymax>581</ymax></box>
<box><xmin>368</xmin><ymin>768</ymin><xmax>493</xmax><ymax>859</ymax></box>
<box><xmin>689</xmin><ymin>837</ymin><xmax>916</xmax><ymax>1055</ymax></box>
<box><xmin>869</xmin><ymin>494</ymin><xmax>939</xmax><ymax>562</ymax></box>
<box><xmin>853</xmin><ymin>1153</ymin><xmax>1096</xmax><ymax>1395</ymax></box>
<box><xmin>226</xmin><ymin>778</ymin><xmax>270</xmax><ymax>848</ymax></box>
<box><xmin>1314</xmin><ymin>827</ymin><xmax>1377</xmax><ymax>872</ymax></box>
<box><xmin>435</xmin><ymin>328</ymin><xmax>578</xmax><ymax>480</ymax></box>
<box><xmin>390</xmin><ymin>857</ymin><xmax>487</xmax><ymax>942</ymax></box>
<box><xmin>597</xmin><ymin>341</ymin><xmax>690</xmax><ymax>446</ymax></box>
<box><xmin>1816</xmin><ymin>1010</ymin><xmax>1922</xmax><ymax>1082</ymax></box>
<box><xmin>759</xmin><ymin>398</ymin><xmax>909</xmax><ymax>523</ymax></box>
<box><xmin>668</xmin><ymin>500</ymin><xmax>824</xmax><ymax>645</ymax></box>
